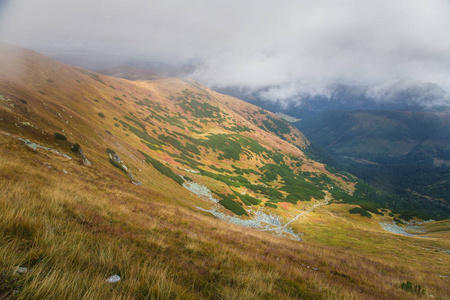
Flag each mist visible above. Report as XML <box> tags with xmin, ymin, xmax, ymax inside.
<box><xmin>1</xmin><ymin>0</ymin><xmax>450</xmax><ymax>106</ymax></box>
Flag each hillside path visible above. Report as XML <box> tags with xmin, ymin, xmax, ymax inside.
<box><xmin>260</xmin><ymin>194</ymin><xmax>329</xmax><ymax>232</ymax></box>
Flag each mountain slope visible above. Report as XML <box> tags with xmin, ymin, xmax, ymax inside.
<box><xmin>0</xmin><ymin>42</ymin><xmax>355</xmax><ymax>221</ymax></box>
<box><xmin>1</xmin><ymin>44</ymin><xmax>449</xmax><ymax>299</ymax></box>
<box><xmin>296</xmin><ymin>110</ymin><xmax>450</xmax><ymax>218</ymax></box>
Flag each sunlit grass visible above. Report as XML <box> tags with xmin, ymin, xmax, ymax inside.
<box><xmin>1</xmin><ymin>143</ymin><xmax>448</xmax><ymax>300</ymax></box>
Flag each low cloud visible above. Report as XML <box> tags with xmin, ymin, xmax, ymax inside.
<box><xmin>1</xmin><ymin>0</ymin><xmax>450</xmax><ymax>105</ymax></box>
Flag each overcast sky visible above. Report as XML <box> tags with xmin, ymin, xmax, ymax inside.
<box><xmin>1</xmin><ymin>0</ymin><xmax>450</xmax><ymax>102</ymax></box>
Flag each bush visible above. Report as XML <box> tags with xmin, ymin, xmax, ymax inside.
<box><xmin>237</xmin><ymin>193</ymin><xmax>261</xmax><ymax>206</ymax></box>
<box><xmin>218</xmin><ymin>199</ymin><xmax>248</xmax><ymax>216</ymax></box>
<box><xmin>98</xmin><ymin>112</ymin><xmax>105</xmax><ymax>118</ymax></box>
<box><xmin>54</xmin><ymin>133</ymin><xmax>67</xmax><ymax>140</ymax></box>
<box><xmin>265</xmin><ymin>203</ymin><xmax>278</xmax><ymax>209</ymax></box>
<box><xmin>70</xmin><ymin>143</ymin><xmax>80</xmax><ymax>153</ymax></box>
<box><xmin>400</xmin><ymin>281</ymin><xmax>425</xmax><ymax>295</ymax></box>
<box><xmin>349</xmin><ymin>207</ymin><xmax>372</xmax><ymax>218</ymax></box>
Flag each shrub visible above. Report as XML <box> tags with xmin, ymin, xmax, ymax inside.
<box><xmin>218</xmin><ymin>199</ymin><xmax>248</xmax><ymax>216</ymax></box>
<box><xmin>98</xmin><ymin>112</ymin><xmax>105</xmax><ymax>118</ymax></box>
<box><xmin>237</xmin><ymin>193</ymin><xmax>261</xmax><ymax>206</ymax></box>
<box><xmin>349</xmin><ymin>207</ymin><xmax>372</xmax><ymax>218</ymax></box>
<box><xmin>124</xmin><ymin>115</ymin><xmax>145</xmax><ymax>131</ymax></box>
<box><xmin>54</xmin><ymin>133</ymin><xmax>67</xmax><ymax>140</ymax></box>
<box><xmin>400</xmin><ymin>281</ymin><xmax>425</xmax><ymax>295</ymax></box>
<box><xmin>106</xmin><ymin>148</ymin><xmax>116</xmax><ymax>155</ymax></box>
<box><xmin>70</xmin><ymin>143</ymin><xmax>80</xmax><ymax>153</ymax></box>
<box><xmin>265</xmin><ymin>203</ymin><xmax>278</xmax><ymax>209</ymax></box>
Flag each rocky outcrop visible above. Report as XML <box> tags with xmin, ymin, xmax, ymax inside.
<box><xmin>107</xmin><ymin>149</ymin><xmax>142</xmax><ymax>185</ymax></box>
<box><xmin>17</xmin><ymin>137</ymin><xmax>72</xmax><ymax>159</ymax></box>
<box><xmin>76</xmin><ymin>147</ymin><xmax>92</xmax><ymax>166</ymax></box>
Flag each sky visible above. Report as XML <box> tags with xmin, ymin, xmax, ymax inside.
<box><xmin>1</xmin><ymin>0</ymin><xmax>450</xmax><ymax>104</ymax></box>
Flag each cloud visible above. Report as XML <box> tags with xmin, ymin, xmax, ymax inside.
<box><xmin>1</xmin><ymin>0</ymin><xmax>450</xmax><ymax>104</ymax></box>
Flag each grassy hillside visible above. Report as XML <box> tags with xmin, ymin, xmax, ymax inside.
<box><xmin>0</xmin><ymin>42</ymin><xmax>352</xmax><ymax>220</ymax></box>
<box><xmin>0</xmin><ymin>43</ymin><xmax>449</xmax><ymax>299</ymax></box>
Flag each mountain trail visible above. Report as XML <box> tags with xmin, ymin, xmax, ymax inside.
<box><xmin>260</xmin><ymin>194</ymin><xmax>329</xmax><ymax>232</ymax></box>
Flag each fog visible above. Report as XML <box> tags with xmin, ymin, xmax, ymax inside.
<box><xmin>1</xmin><ymin>0</ymin><xmax>449</xmax><ymax>105</ymax></box>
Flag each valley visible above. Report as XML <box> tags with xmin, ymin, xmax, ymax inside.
<box><xmin>296</xmin><ymin>109</ymin><xmax>450</xmax><ymax>220</ymax></box>
<box><xmin>0</xmin><ymin>43</ymin><xmax>449</xmax><ymax>299</ymax></box>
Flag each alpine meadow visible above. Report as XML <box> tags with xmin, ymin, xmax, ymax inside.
<box><xmin>1</xmin><ymin>1</ymin><xmax>450</xmax><ymax>299</ymax></box>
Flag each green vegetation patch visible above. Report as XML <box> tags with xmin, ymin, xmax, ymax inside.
<box><xmin>236</xmin><ymin>193</ymin><xmax>261</xmax><ymax>206</ymax></box>
<box><xmin>54</xmin><ymin>133</ymin><xmax>67</xmax><ymax>140</ymax></box>
<box><xmin>70</xmin><ymin>143</ymin><xmax>80</xmax><ymax>153</ymax></box>
<box><xmin>224</xmin><ymin>125</ymin><xmax>253</xmax><ymax>133</ymax></box>
<box><xmin>119</xmin><ymin>121</ymin><xmax>163</xmax><ymax>146</ymax></box>
<box><xmin>349</xmin><ymin>207</ymin><xmax>372</xmax><ymax>218</ymax></box>
<box><xmin>400</xmin><ymin>281</ymin><xmax>426</xmax><ymax>295</ymax></box>
<box><xmin>265</xmin><ymin>202</ymin><xmax>278</xmax><ymax>209</ymax></box>
<box><xmin>169</xmin><ymin>152</ymin><xmax>205</xmax><ymax>168</ymax></box>
<box><xmin>209</xmin><ymin>165</ymin><xmax>233</xmax><ymax>174</ymax></box>
<box><xmin>204</xmin><ymin>134</ymin><xmax>266</xmax><ymax>161</ymax></box>
<box><xmin>176</xmin><ymin>99</ymin><xmax>221</xmax><ymax>119</ymax></box>
<box><xmin>158</xmin><ymin>134</ymin><xmax>182</xmax><ymax>149</ymax></box>
<box><xmin>139</xmin><ymin>151</ymin><xmax>184</xmax><ymax>185</ymax></box>
<box><xmin>146</xmin><ymin>111</ymin><xmax>185</xmax><ymax>129</ymax></box>
<box><xmin>261</xmin><ymin>116</ymin><xmax>291</xmax><ymax>136</ymax></box>
<box><xmin>124</xmin><ymin>115</ymin><xmax>146</xmax><ymax>131</ymax></box>
<box><xmin>216</xmin><ymin>194</ymin><xmax>248</xmax><ymax>216</ymax></box>
<box><xmin>200</xmin><ymin>170</ymin><xmax>250</xmax><ymax>188</ymax></box>
<box><xmin>141</xmin><ymin>140</ymin><xmax>159</xmax><ymax>151</ymax></box>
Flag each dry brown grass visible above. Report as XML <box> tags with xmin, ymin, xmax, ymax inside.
<box><xmin>0</xmin><ymin>140</ymin><xmax>449</xmax><ymax>300</ymax></box>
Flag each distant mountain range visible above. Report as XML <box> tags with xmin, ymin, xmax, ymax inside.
<box><xmin>97</xmin><ymin>65</ymin><xmax>164</xmax><ymax>81</ymax></box>
<box><xmin>215</xmin><ymin>79</ymin><xmax>450</xmax><ymax>120</ymax></box>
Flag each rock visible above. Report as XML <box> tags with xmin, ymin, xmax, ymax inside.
<box><xmin>106</xmin><ymin>274</ymin><xmax>121</xmax><ymax>283</ymax></box>
<box><xmin>22</xmin><ymin>139</ymin><xmax>38</xmax><ymax>150</ymax></box>
<box><xmin>82</xmin><ymin>158</ymin><xmax>92</xmax><ymax>166</ymax></box>
<box><xmin>12</xmin><ymin>267</ymin><xmax>28</xmax><ymax>278</ymax></box>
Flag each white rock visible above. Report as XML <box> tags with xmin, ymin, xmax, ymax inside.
<box><xmin>106</xmin><ymin>274</ymin><xmax>121</xmax><ymax>283</ymax></box>
<box><xmin>12</xmin><ymin>267</ymin><xmax>28</xmax><ymax>278</ymax></box>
